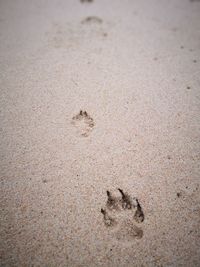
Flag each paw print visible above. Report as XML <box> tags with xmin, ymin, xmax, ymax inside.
<box><xmin>101</xmin><ymin>189</ymin><xmax>145</xmax><ymax>242</ymax></box>
<box><xmin>71</xmin><ymin>110</ymin><xmax>94</xmax><ymax>137</ymax></box>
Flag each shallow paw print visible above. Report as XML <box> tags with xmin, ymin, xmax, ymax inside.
<box><xmin>80</xmin><ymin>0</ymin><xmax>93</xmax><ymax>3</ymax></box>
<box><xmin>81</xmin><ymin>16</ymin><xmax>102</xmax><ymax>25</ymax></box>
<box><xmin>71</xmin><ymin>110</ymin><xmax>95</xmax><ymax>137</ymax></box>
<box><xmin>101</xmin><ymin>188</ymin><xmax>145</xmax><ymax>242</ymax></box>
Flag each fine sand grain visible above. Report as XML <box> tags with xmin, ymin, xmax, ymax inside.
<box><xmin>0</xmin><ymin>0</ymin><xmax>200</xmax><ymax>266</ymax></box>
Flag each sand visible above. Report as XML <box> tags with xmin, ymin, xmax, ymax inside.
<box><xmin>0</xmin><ymin>0</ymin><xmax>200</xmax><ymax>266</ymax></box>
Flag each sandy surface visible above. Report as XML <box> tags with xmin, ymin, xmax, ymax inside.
<box><xmin>0</xmin><ymin>0</ymin><xmax>200</xmax><ymax>266</ymax></box>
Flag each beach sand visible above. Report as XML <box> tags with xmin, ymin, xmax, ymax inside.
<box><xmin>0</xmin><ymin>0</ymin><xmax>200</xmax><ymax>266</ymax></box>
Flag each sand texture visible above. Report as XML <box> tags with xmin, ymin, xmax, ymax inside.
<box><xmin>0</xmin><ymin>0</ymin><xmax>200</xmax><ymax>266</ymax></box>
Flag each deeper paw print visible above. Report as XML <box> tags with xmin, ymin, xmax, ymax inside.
<box><xmin>71</xmin><ymin>110</ymin><xmax>95</xmax><ymax>137</ymax></box>
<box><xmin>101</xmin><ymin>189</ymin><xmax>145</xmax><ymax>242</ymax></box>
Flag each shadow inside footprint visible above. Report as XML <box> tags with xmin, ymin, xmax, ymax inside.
<box><xmin>101</xmin><ymin>208</ymin><xmax>117</xmax><ymax>227</ymax></box>
<box><xmin>106</xmin><ymin>190</ymin><xmax>120</xmax><ymax>211</ymax></box>
<box><xmin>118</xmin><ymin>188</ymin><xmax>132</xmax><ymax>210</ymax></box>
<box><xmin>134</xmin><ymin>199</ymin><xmax>145</xmax><ymax>223</ymax></box>
<box><xmin>101</xmin><ymin>189</ymin><xmax>145</xmax><ymax>242</ymax></box>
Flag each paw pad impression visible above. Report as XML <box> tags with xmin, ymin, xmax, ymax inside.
<box><xmin>101</xmin><ymin>188</ymin><xmax>145</xmax><ymax>242</ymax></box>
<box><xmin>71</xmin><ymin>110</ymin><xmax>94</xmax><ymax>137</ymax></box>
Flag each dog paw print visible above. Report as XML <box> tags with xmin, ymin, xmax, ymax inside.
<box><xmin>71</xmin><ymin>110</ymin><xmax>95</xmax><ymax>137</ymax></box>
<box><xmin>81</xmin><ymin>16</ymin><xmax>102</xmax><ymax>24</ymax></box>
<box><xmin>101</xmin><ymin>189</ymin><xmax>145</xmax><ymax>242</ymax></box>
<box><xmin>80</xmin><ymin>0</ymin><xmax>93</xmax><ymax>3</ymax></box>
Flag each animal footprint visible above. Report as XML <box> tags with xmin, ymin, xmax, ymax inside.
<box><xmin>80</xmin><ymin>0</ymin><xmax>93</xmax><ymax>3</ymax></box>
<box><xmin>81</xmin><ymin>16</ymin><xmax>102</xmax><ymax>24</ymax></box>
<box><xmin>101</xmin><ymin>189</ymin><xmax>145</xmax><ymax>242</ymax></box>
<box><xmin>71</xmin><ymin>110</ymin><xmax>95</xmax><ymax>137</ymax></box>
